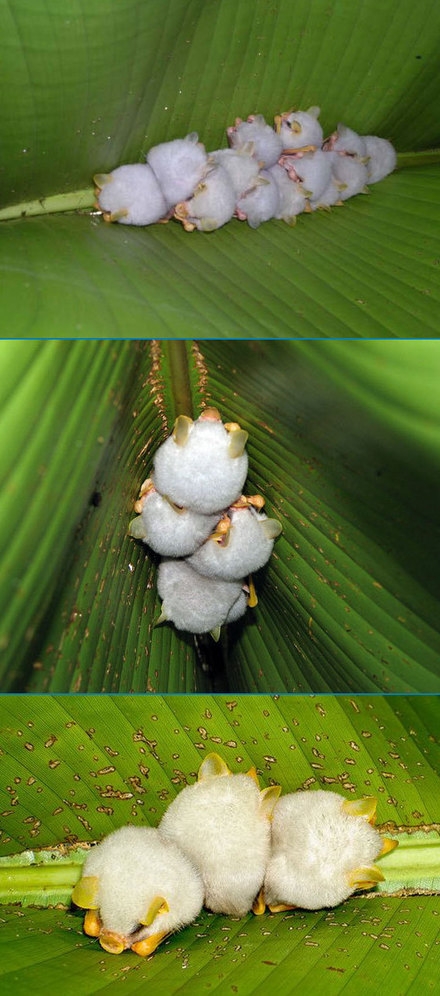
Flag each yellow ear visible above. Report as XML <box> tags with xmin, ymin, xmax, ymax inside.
<box><xmin>140</xmin><ymin>895</ymin><xmax>169</xmax><ymax>927</ymax></box>
<box><xmin>198</xmin><ymin>753</ymin><xmax>231</xmax><ymax>781</ymax></box>
<box><xmin>348</xmin><ymin>865</ymin><xmax>384</xmax><ymax>891</ymax></box>
<box><xmin>259</xmin><ymin>784</ymin><xmax>282</xmax><ymax>818</ymax></box>
<box><xmin>245</xmin><ymin>765</ymin><xmax>260</xmax><ymax>785</ymax></box>
<box><xmin>227</xmin><ymin>427</ymin><xmax>248</xmax><ymax>458</ymax></box>
<box><xmin>93</xmin><ymin>173</ymin><xmax>112</xmax><ymax>189</ymax></box>
<box><xmin>342</xmin><ymin>796</ymin><xmax>377</xmax><ymax>824</ymax></box>
<box><xmin>173</xmin><ymin>414</ymin><xmax>193</xmax><ymax>446</ymax></box>
<box><xmin>380</xmin><ymin>836</ymin><xmax>399</xmax><ymax>856</ymax></box>
<box><xmin>71</xmin><ymin>874</ymin><xmax>100</xmax><ymax>910</ymax></box>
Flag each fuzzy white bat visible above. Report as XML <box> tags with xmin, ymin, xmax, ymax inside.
<box><xmin>275</xmin><ymin>106</ymin><xmax>323</xmax><ymax>151</ymax></box>
<box><xmin>227</xmin><ymin>114</ymin><xmax>283</xmax><ymax>168</ymax></box>
<box><xmin>187</xmin><ymin>502</ymin><xmax>282</xmax><ymax>580</ymax></box>
<box><xmin>147</xmin><ymin>133</ymin><xmax>208</xmax><ymax>209</ymax></box>
<box><xmin>260</xmin><ymin>790</ymin><xmax>397</xmax><ymax>912</ymax></box>
<box><xmin>94</xmin><ymin>164</ymin><xmax>168</xmax><ymax>225</ymax></box>
<box><xmin>71</xmin><ymin>826</ymin><xmax>204</xmax><ymax>956</ymax></box>
<box><xmin>156</xmin><ymin>558</ymin><xmax>248</xmax><ymax>638</ymax></box>
<box><xmin>152</xmin><ymin>408</ymin><xmax>248</xmax><ymax>514</ymax></box>
<box><xmin>159</xmin><ymin>753</ymin><xmax>281</xmax><ymax>916</ymax></box>
<box><xmin>129</xmin><ymin>478</ymin><xmax>222</xmax><ymax>557</ymax></box>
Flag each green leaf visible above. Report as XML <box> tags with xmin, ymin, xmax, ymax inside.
<box><xmin>0</xmin><ymin>694</ymin><xmax>438</xmax><ymax>994</ymax></box>
<box><xmin>1</xmin><ymin>339</ymin><xmax>440</xmax><ymax>693</ymax></box>
<box><xmin>1</xmin><ymin>0</ymin><xmax>440</xmax><ymax>339</ymax></box>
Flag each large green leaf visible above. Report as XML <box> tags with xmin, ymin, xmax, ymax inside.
<box><xmin>0</xmin><ymin>694</ymin><xmax>438</xmax><ymax>994</ymax></box>
<box><xmin>1</xmin><ymin>339</ymin><xmax>439</xmax><ymax>693</ymax></box>
<box><xmin>1</xmin><ymin>0</ymin><xmax>440</xmax><ymax>338</ymax></box>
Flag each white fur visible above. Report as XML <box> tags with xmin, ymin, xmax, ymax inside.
<box><xmin>325</xmin><ymin>123</ymin><xmax>367</xmax><ymax>157</ymax></box>
<box><xmin>228</xmin><ymin>114</ymin><xmax>283</xmax><ymax>168</ymax></box>
<box><xmin>95</xmin><ymin>164</ymin><xmax>168</xmax><ymax>225</ymax></box>
<box><xmin>264</xmin><ymin>790</ymin><xmax>383</xmax><ymax>910</ymax></box>
<box><xmin>236</xmin><ymin>169</ymin><xmax>280</xmax><ymax>228</ymax></box>
<box><xmin>75</xmin><ymin>826</ymin><xmax>203</xmax><ymax>944</ymax></box>
<box><xmin>268</xmin><ymin>164</ymin><xmax>307</xmax><ymax>221</ymax></box>
<box><xmin>209</xmin><ymin>147</ymin><xmax>261</xmax><ymax>198</ymax></box>
<box><xmin>177</xmin><ymin>164</ymin><xmax>236</xmax><ymax>231</ymax></box>
<box><xmin>277</xmin><ymin>107</ymin><xmax>323</xmax><ymax>150</ymax></box>
<box><xmin>153</xmin><ymin>416</ymin><xmax>248</xmax><ymax>514</ymax></box>
<box><xmin>147</xmin><ymin>134</ymin><xmax>208</xmax><ymax>208</ymax></box>
<box><xmin>332</xmin><ymin>154</ymin><xmax>369</xmax><ymax>199</ymax></box>
<box><xmin>187</xmin><ymin>506</ymin><xmax>281</xmax><ymax>580</ymax></box>
<box><xmin>363</xmin><ymin>135</ymin><xmax>397</xmax><ymax>183</ymax></box>
<box><xmin>129</xmin><ymin>489</ymin><xmax>221</xmax><ymax>557</ymax></box>
<box><xmin>159</xmin><ymin>768</ymin><xmax>274</xmax><ymax>916</ymax></box>
<box><xmin>157</xmin><ymin>559</ymin><xmax>246</xmax><ymax>634</ymax></box>
<box><xmin>280</xmin><ymin>149</ymin><xmax>334</xmax><ymax>201</ymax></box>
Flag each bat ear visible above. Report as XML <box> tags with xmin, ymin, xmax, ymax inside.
<box><xmin>342</xmin><ymin>796</ymin><xmax>377</xmax><ymax>824</ymax></box>
<box><xmin>128</xmin><ymin>516</ymin><xmax>148</xmax><ymax>540</ymax></box>
<box><xmin>173</xmin><ymin>414</ymin><xmax>193</xmax><ymax>446</ymax></box>
<box><xmin>93</xmin><ymin>173</ymin><xmax>112</xmax><ymax>189</ymax></box>
<box><xmin>198</xmin><ymin>753</ymin><xmax>231</xmax><ymax>781</ymax></box>
<box><xmin>140</xmin><ymin>895</ymin><xmax>169</xmax><ymax>926</ymax></box>
<box><xmin>227</xmin><ymin>427</ymin><xmax>248</xmax><ymax>458</ymax></box>
<box><xmin>306</xmin><ymin>105</ymin><xmax>321</xmax><ymax>118</ymax></box>
<box><xmin>71</xmin><ymin>874</ymin><xmax>100</xmax><ymax>910</ymax></box>
<box><xmin>261</xmin><ymin>518</ymin><xmax>282</xmax><ymax>539</ymax></box>
<box><xmin>380</xmin><ymin>837</ymin><xmax>399</xmax><ymax>856</ymax></box>
<box><xmin>347</xmin><ymin>865</ymin><xmax>384</xmax><ymax>891</ymax></box>
<box><xmin>259</xmin><ymin>784</ymin><xmax>282</xmax><ymax>818</ymax></box>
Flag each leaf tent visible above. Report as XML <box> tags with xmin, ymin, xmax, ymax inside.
<box><xmin>1</xmin><ymin>338</ymin><xmax>439</xmax><ymax>694</ymax></box>
<box><xmin>1</xmin><ymin>0</ymin><xmax>440</xmax><ymax>338</ymax></box>
<box><xmin>0</xmin><ymin>694</ymin><xmax>438</xmax><ymax>995</ymax></box>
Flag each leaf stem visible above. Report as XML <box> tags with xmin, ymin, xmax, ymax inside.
<box><xmin>0</xmin><ymin>189</ymin><xmax>96</xmax><ymax>222</ymax></box>
<box><xmin>166</xmin><ymin>341</ymin><xmax>194</xmax><ymax>421</ymax></box>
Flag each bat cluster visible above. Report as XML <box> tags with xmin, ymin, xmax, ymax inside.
<box><xmin>128</xmin><ymin>407</ymin><xmax>282</xmax><ymax>639</ymax></box>
<box><xmin>72</xmin><ymin>752</ymin><xmax>398</xmax><ymax>957</ymax></box>
<box><xmin>93</xmin><ymin>108</ymin><xmax>396</xmax><ymax>231</ymax></box>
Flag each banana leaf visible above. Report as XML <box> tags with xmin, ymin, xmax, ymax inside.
<box><xmin>1</xmin><ymin>0</ymin><xmax>440</xmax><ymax>339</ymax></box>
<box><xmin>1</xmin><ymin>338</ymin><xmax>439</xmax><ymax>693</ymax></box>
<box><xmin>0</xmin><ymin>693</ymin><xmax>438</xmax><ymax>994</ymax></box>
